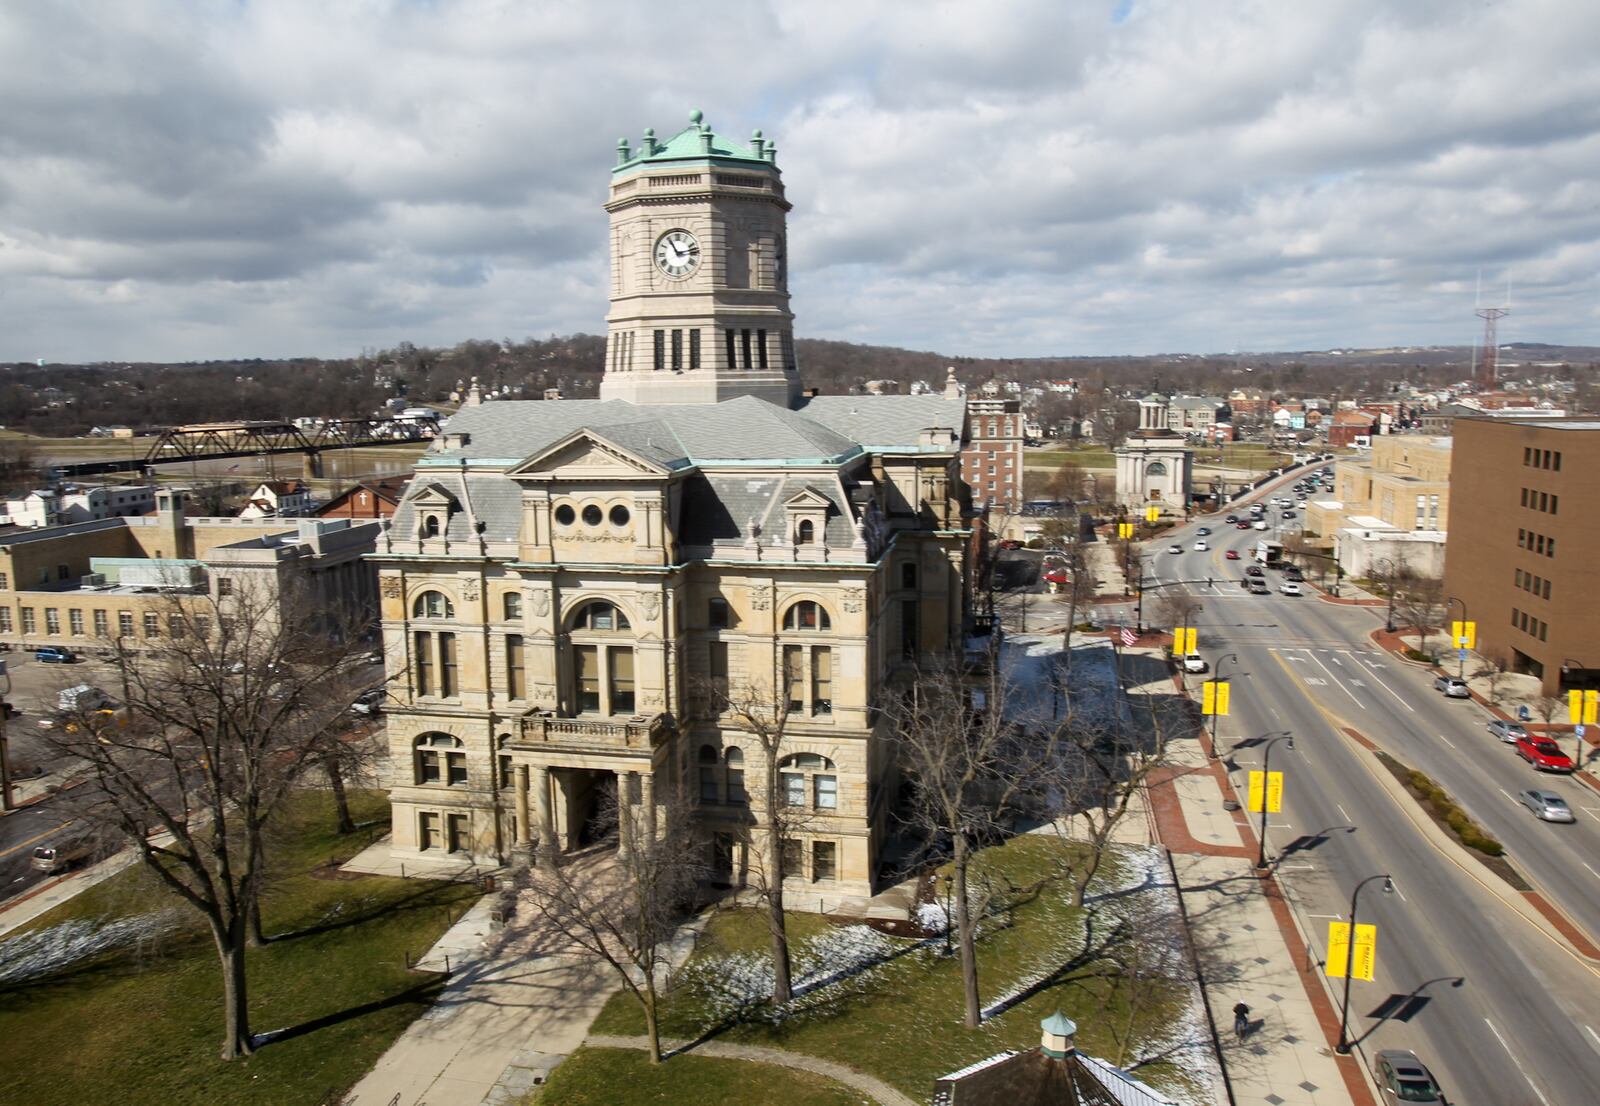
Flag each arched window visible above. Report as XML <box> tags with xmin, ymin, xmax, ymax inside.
<box><xmin>412</xmin><ymin>591</ymin><xmax>455</xmax><ymax>619</ymax></box>
<box><xmin>724</xmin><ymin>747</ymin><xmax>746</xmax><ymax>803</ymax></box>
<box><xmin>503</xmin><ymin>592</ymin><xmax>523</xmax><ymax>620</ymax></box>
<box><xmin>571</xmin><ymin>601</ymin><xmax>630</xmax><ymax>632</ymax></box>
<box><xmin>422</xmin><ymin>514</ymin><xmax>441</xmax><ymax>538</ymax></box>
<box><xmin>796</xmin><ymin>519</ymin><xmax>815</xmax><ymax>544</ymax></box>
<box><xmin>414</xmin><ymin>733</ymin><xmax>466</xmax><ymax>786</ymax></box>
<box><xmin>782</xmin><ymin>601</ymin><xmax>831</xmax><ymax>631</ymax></box>
<box><xmin>1145</xmin><ymin>461</ymin><xmax>1168</xmax><ymax>477</ymax></box>
<box><xmin>778</xmin><ymin>753</ymin><xmax>837</xmax><ymax>810</ymax></box>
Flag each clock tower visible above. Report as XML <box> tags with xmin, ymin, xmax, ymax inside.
<box><xmin>599</xmin><ymin>111</ymin><xmax>801</xmax><ymax>407</ymax></box>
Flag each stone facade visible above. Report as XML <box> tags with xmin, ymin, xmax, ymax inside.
<box><xmin>375</xmin><ymin>116</ymin><xmax>970</xmax><ymax>899</ymax></box>
<box><xmin>1114</xmin><ymin>397</ymin><xmax>1193</xmax><ymax>512</ymax></box>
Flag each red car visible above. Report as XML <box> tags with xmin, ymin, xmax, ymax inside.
<box><xmin>1043</xmin><ymin>569</ymin><xmax>1069</xmax><ymax>584</ymax></box>
<box><xmin>1235</xmin><ymin>521</ymin><xmax>1251</xmax><ymax>529</ymax></box>
<box><xmin>1225</xmin><ymin>550</ymin><xmax>1241</xmax><ymax>560</ymax></box>
<box><xmin>1516</xmin><ymin>736</ymin><xmax>1574</xmax><ymax>773</ymax></box>
<box><xmin>996</xmin><ymin>539</ymin><xmax>1022</xmax><ymax>550</ymax></box>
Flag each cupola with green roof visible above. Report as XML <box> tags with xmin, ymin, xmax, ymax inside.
<box><xmin>600</xmin><ymin>111</ymin><xmax>800</xmax><ymax>408</ymax></box>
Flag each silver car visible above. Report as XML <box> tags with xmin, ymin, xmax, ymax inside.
<box><xmin>1373</xmin><ymin>1050</ymin><xmax>1445</xmax><ymax>1105</ymax></box>
<box><xmin>1434</xmin><ymin>676</ymin><xmax>1470</xmax><ymax>699</ymax></box>
<box><xmin>1518</xmin><ymin>789</ymin><xmax>1575</xmax><ymax>823</ymax></box>
<box><xmin>1487</xmin><ymin>719</ymin><xmax>1527</xmax><ymax>743</ymax></box>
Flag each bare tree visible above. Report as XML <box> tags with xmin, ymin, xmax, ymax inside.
<box><xmin>1392</xmin><ymin>571</ymin><xmax>1445</xmax><ymax>657</ymax></box>
<box><xmin>37</xmin><ymin>580</ymin><xmax>371</xmax><ymax>1059</ymax></box>
<box><xmin>1154</xmin><ymin>591</ymin><xmax>1203</xmax><ymax>637</ymax></box>
<box><xmin>523</xmin><ymin>784</ymin><xmax>706</xmax><ymax>1063</ymax></box>
<box><xmin>889</xmin><ymin>657</ymin><xmax>1056</xmax><ymax>1027</ymax></box>
<box><xmin>1474</xmin><ymin>646</ymin><xmax>1514</xmax><ymax>705</ymax></box>
<box><xmin>700</xmin><ymin>676</ymin><xmax>806</xmax><ymax>1006</ymax></box>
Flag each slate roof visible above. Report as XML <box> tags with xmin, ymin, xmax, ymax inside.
<box><xmin>424</xmin><ymin>394</ymin><xmax>961</xmax><ymax>468</ymax></box>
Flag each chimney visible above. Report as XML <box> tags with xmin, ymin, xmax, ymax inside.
<box><xmin>1039</xmin><ymin>1012</ymin><xmax>1077</xmax><ymax>1059</ymax></box>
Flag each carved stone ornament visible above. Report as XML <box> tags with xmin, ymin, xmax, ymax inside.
<box><xmin>461</xmin><ymin>579</ymin><xmax>481</xmax><ymax>602</ymax></box>
<box><xmin>750</xmin><ymin>587</ymin><xmax>771</xmax><ymax>611</ymax></box>
<box><xmin>532</xmin><ymin>683</ymin><xmax>556</xmax><ymax>702</ymax></box>
<box><xmin>641</xmin><ymin>593</ymin><xmax>661</xmax><ymax>621</ymax></box>
<box><xmin>843</xmin><ymin>587</ymin><xmax>865</xmax><ymax>614</ymax></box>
<box><xmin>380</xmin><ymin>576</ymin><xmax>403</xmax><ymax>600</ymax></box>
<box><xmin>532</xmin><ymin>591</ymin><xmax>551</xmax><ymax>617</ymax></box>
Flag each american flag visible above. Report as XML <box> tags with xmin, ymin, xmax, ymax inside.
<box><xmin>1119</xmin><ymin>625</ymin><xmax>1139</xmax><ymax>647</ymax></box>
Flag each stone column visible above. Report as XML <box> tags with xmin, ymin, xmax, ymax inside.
<box><xmin>536</xmin><ymin>765</ymin><xmax>558</xmax><ymax>869</ymax></box>
<box><xmin>513</xmin><ymin>764</ymin><xmax>532</xmax><ymax>863</ymax></box>
<box><xmin>616</xmin><ymin>770</ymin><xmax>635</xmax><ymax>859</ymax></box>
<box><xmin>640</xmin><ymin>771</ymin><xmax>656</xmax><ymax>841</ymax></box>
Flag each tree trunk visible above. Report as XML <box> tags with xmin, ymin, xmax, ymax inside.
<box><xmin>326</xmin><ymin>756</ymin><xmax>355</xmax><ymax>835</ymax></box>
<box><xmin>953</xmin><ymin>834</ymin><xmax>981</xmax><ymax>1028</ymax></box>
<box><xmin>767</xmin><ymin>829</ymin><xmax>793</xmax><ymax>1004</ymax></box>
<box><xmin>642</xmin><ymin>988</ymin><xmax>662</xmax><ymax>1064</ymax></box>
<box><xmin>245</xmin><ymin>829</ymin><xmax>268</xmax><ymax>948</ymax></box>
<box><xmin>214</xmin><ymin>924</ymin><xmax>255</xmax><ymax>1059</ymax></box>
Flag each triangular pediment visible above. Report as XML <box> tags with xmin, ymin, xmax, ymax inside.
<box><xmin>410</xmin><ymin>483</ymin><xmax>459</xmax><ymax>508</ymax></box>
<box><xmin>507</xmin><ymin>428</ymin><xmax>675</xmax><ymax>480</ymax></box>
<box><xmin>783</xmin><ymin>486</ymin><xmax>833</xmax><ymax>509</ymax></box>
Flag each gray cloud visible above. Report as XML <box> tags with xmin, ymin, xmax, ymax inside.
<box><xmin>2</xmin><ymin>0</ymin><xmax>1598</xmax><ymax>362</ymax></box>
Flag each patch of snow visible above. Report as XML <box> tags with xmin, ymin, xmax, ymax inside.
<box><xmin>0</xmin><ymin>911</ymin><xmax>179</xmax><ymax>987</ymax></box>
<box><xmin>915</xmin><ymin>900</ymin><xmax>950</xmax><ymax>936</ymax></box>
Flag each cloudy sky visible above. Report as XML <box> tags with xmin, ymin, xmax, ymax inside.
<box><xmin>3</xmin><ymin>0</ymin><xmax>1598</xmax><ymax>363</ymax></box>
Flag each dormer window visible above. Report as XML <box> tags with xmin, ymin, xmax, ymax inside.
<box><xmin>423</xmin><ymin>515</ymin><xmax>441</xmax><ymax>538</ymax></box>
<box><xmin>796</xmin><ymin>519</ymin><xmax>815</xmax><ymax>544</ymax></box>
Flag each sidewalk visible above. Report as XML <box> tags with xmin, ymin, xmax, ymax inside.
<box><xmin>1124</xmin><ymin>647</ymin><xmax>1373</xmax><ymax>1106</ymax></box>
<box><xmin>0</xmin><ymin>846</ymin><xmax>141</xmax><ymax>938</ymax></box>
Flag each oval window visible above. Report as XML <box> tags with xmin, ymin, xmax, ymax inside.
<box><xmin>609</xmin><ymin>505</ymin><xmax>631</xmax><ymax>527</ymax></box>
<box><xmin>554</xmin><ymin>504</ymin><xmax>576</xmax><ymax>526</ymax></box>
<box><xmin>582</xmin><ymin>504</ymin><xmax>603</xmax><ymax>526</ymax></box>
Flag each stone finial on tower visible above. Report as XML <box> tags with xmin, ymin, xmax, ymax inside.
<box><xmin>617</xmin><ymin>136</ymin><xmax>631</xmax><ymax>166</ymax></box>
<box><xmin>466</xmin><ymin>376</ymin><xmax>483</xmax><ymax>407</ymax></box>
<box><xmin>944</xmin><ymin>366</ymin><xmax>961</xmax><ymax>399</ymax></box>
<box><xmin>751</xmin><ymin>129</ymin><xmax>765</xmax><ymax>159</ymax></box>
<box><xmin>642</xmin><ymin>126</ymin><xmax>656</xmax><ymax>155</ymax></box>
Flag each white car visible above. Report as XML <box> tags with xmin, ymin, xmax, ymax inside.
<box><xmin>1168</xmin><ymin>545</ymin><xmax>1183</xmax><ymax>554</ymax></box>
<box><xmin>1253</xmin><ymin>520</ymin><xmax>1269</xmax><ymax>530</ymax></box>
<box><xmin>1193</xmin><ymin>540</ymin><xmax>1209</xmax><ymax>551</ymax></box>
<box><xmin>1279</xmin><ymin>581</ymin><xmax>1302</xmax><ymax>595</ymax></box>
<box><xmin>1182</xmin><ymin>653</ymin><xmax>1208</xmax><ymax>673</ymax></box>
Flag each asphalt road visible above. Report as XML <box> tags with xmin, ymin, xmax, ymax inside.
<box><xmin>1144</xmin><ymin>474</ymin><xmax>1600</xmax><ymax>1106</ymax></box>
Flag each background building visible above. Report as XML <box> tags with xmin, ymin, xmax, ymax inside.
<box><xmin>1442</xmin><ymin>417</ymin><xmax>1600</xmax><ymax>693</ymax></box>
<box><xmin>1306</xmin><ymin>435</ymin><xmax>1451</xmax><ymax>543</ymax></box>
<box><xmin>962</xmin><ymin>394</ymin><xmax>1024</xmax><ymax>514</ymax></box>
<box><xmin>1114</xmin><ymin>396</ymin><xmax>1193</xmax><ymax>511</ymax></box>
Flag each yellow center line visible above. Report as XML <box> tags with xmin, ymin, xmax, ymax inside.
<box><xmin>0</xmin><ymin>819</ymin><xmax>77</xmax><ymax>860</ymax></box>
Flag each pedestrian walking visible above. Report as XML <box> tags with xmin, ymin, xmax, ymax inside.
<box><xmin>1233</xmin><ymin>1001</ymin><xmax>1251</xmax><ymax>1041</ymax></box>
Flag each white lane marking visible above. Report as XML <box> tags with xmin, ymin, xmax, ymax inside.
<box><xmin>1499</xmin><ymin>788</ymin><xmax>1515</xmax><ymax>802</ymax></box>
<box><xmin>1586</xmin><ymin>1024</ymin><xmax>1600</xmax><ymax>1054</ymax></box>
<box><xmin>1305</xmin><ymin>648</ymin><xmax>1367</xmax><ymax>709</ymax></box>
<box><xmin>1484</xmin><ymin>1017</ymin><xmax>1553</xmax><ymax>1106</ymax></box>
<box><xmin>1307</xmin><ymin>913</ymin><xmax>1344</xmax><ymax>920</ymax></box>
<box><xmin>1348</xmin><ymin>652</ymin><xmax>1416</xmax><ymax>713</ymax></box>
<box><xmin>1287</xmin><ymin>655</ymin><xmax>1307</xmax><ymax>663</ymax></box>
<box><xmin>1583</xmin><ymin>862</ymin><xmax>1599</xmax><ymax>880</ymax></box>
<box><xmin>1392</xmin><ymin>885</ymin><xmax>1408</xmax><ymax>903</ymax></box>
<box><xmin>1337</xmin><ymin>804</ymin><xmax>1352</xmax><ymax>823</ymax></box>
<box><xmin>1438</xmin><ymin>733</ymin><xmax>1456</xmax><ymax>749</ymax></box>
<box><xmin>1329</xmin><ymin>654</ymin><xmax>1344</xmax><ymax>666</ymax></box>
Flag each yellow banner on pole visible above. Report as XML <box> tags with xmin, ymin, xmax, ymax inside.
<box><xmin>1247</xmin><ymin>771</ymin><xmax>1282</xmax><ymax>813</ymax></box>
<box><xmin>1248</xmin><ymin>771</ymin><xmax>1264</xmax><ymax>813</ymax></box>
<box><xmin>1266</xmin><ymin>770</ymin><xmax>1284</xmax><ymax>813</ymax></box>
<box><xmin>1145</xmin><ymin>505</ymin><xmax>1160</xmax><ymax>523</ymax></box>
<box><xmin>1175</xmin><ymin>627</ymin><xmax>1196</xmax><ymax>654</ymax></box>
<box><xmin>1118</xmin><ymin>522</ymin><xmax>1134</xmax><ymax>540</ymax></box>
<box><xmin>1202</xmin><ymin>679</ymin><xmax>1229</xmax><ymax>716</ymax></box>
<box><xmin>1326</xmin><ymin>922</ymin><xmax>1377</xmax><ymax>980</ymax></box>
<box><xmin>1451</xmin><ymin>620</ymin><xmax>1477</xmax><ymax>649</ymax></box>
<box><xmin>1574</xmin><ymin>689</ymin><xmax>1600</xmax><ymax>725</ymax></box>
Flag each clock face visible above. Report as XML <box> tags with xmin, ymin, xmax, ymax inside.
<box><xmin>654</xmin><ymin>229</ymin><xmax>700</xmax><ymax>278</ymax></box>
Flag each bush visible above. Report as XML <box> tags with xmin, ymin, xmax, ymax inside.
<box><xmin>1403</xmin><ymin>648</ymin><xmax>1433</xmax><ymax>663</ymax></box>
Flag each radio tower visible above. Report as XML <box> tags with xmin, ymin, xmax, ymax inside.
<box><xmin>1475</xmin><ymin>305</ymin><xmax>1508</xmax><ymax>391</ymax></box>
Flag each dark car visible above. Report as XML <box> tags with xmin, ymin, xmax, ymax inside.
<box><xmin>1284</xmin><ymin>567</ymin><xmax>1304</xmax><ymax>581</ymax></box>
<box><xmin>1246</xmin><ymin>565</ymin><xmax>1264</xmax><ymax>577</ymax></box>
<box><xmin>1373</xmin><ymin>1050</ymin><xmax>1445</xmax><ymax>1105</ymax></box>
<box><xmin>1225</xmin><ymin>514</ymin><xmax>1239</xmax><ymax>523</ymax></box>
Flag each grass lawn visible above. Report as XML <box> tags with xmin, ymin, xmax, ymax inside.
<box><xmin>0</xmin><ymin>790</ymin><xmax>480</xmax><ymax>1106</ymax></box>
<box><xmin>588</xmin><ymin>836</ymin><xmax>1202</xmax><ymax>1103</ymax></box>
<box><xmin>534</xmin><ymin>1046</ymin><xmax>873</xmax><ymax>1106</ymax></box>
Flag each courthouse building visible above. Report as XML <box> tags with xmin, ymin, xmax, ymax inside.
<box><xmin>374</xmin><ymin>113</ymin><xmax>970</xmax><ymax>898</ymax></box>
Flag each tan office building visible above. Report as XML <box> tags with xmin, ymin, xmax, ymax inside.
<box><xmin>1442</xmin><ymin>418</ymin><xmax>1600</xmax><ymax>693</ymax></box>
<box><xmin>1306</xmin><ymin>435</ymin><xmax>1451</xmax><ymax>542</ymax></box>
<box><xmin>375</xmin><ymin>115</ymin><xmax>971</xmax><ymax>899</ymax></box>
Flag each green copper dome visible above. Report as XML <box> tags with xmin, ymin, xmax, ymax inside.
<box><xmin>613</xmin><ymin>111</ymin><xmax>779</xmax><ymax>175</ymax></box>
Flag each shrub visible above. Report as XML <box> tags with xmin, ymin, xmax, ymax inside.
<box><xmin>1403</xmin><ymin>648</ymin><xmax>1433</xmax><ymax>663</ymax></box>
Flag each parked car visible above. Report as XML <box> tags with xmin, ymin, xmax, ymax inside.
<box><xmin>1193</xmin><ymin>540</ymin><xmax>1209</xmax><ymax>551</ymax></box>
<box><xmin>1168</xmin><ymin>545</ymin><xmax>1183</xmax><ymax>555</ymax></box>
<box><xmin>1279</xmin><ymin>581</ymin><xmax>1302</xmax><ymax>595</ymax></box>
<box><xmin>31</xmin><ymin>840</ymin><xmax>94</xmax><ymax>875</ymax></box>
<box><xmin>1487</xmin><ymin>719</ymin><xmax>1527</xmax><ymax>743</ymax></box>
<box><xmin>1518</xmin><ymin>789</ymin><xmax>1575</xmax><ymax>822</ymax></box>
<box><xmin>1516</xmin><ymin>736</ymin><xmax>1574</xmax><ymax>772</ymax></box>
<box><xmin>1373</xmin><ymin>1050</ymin><xmax>1445</xmax><ymax>1105</ymax></box>
<box><xmin>1225</xmin><ymin>550</ymin><xmax>1241</xmax><ymax>560</ymax></box>
<box><xmin>350</xmin><ymin>688</ymin><xmax>385</xmax><ymax>716</ymax></box>
<box><xmin>34</xmin><ymin>646</ymin><xmax>78</xmax><ymax>664</ymax></box>
<box><xmin>57</xmin><ymin>684</ymin><xmax>115</xmax><ymax>713</ymax></box>
<box><xmin>1182</xmin><ymin>653</ymin><xmax>1208</xmax><ymax>673</ymax></box>
<box><xmin>1433</xmin><ymin>676</ymin><xmax>1469</xmax><ymax>699</ymax></box>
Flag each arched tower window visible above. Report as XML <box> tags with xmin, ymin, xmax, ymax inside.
<box><xmin>412</xmin><ymin>591</ymin><xmax>455</xmax><ymax>619</ymax></box>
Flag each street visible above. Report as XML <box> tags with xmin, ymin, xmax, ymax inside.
<box><xmin>1129</xmin><ymin>476</ymin><xmax>1600</xmax><ymax>1106</ymax></box>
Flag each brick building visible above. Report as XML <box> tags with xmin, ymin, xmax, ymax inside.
<box><xmin>961</xmin><ymin>395</ymin><xmax>1024</xmax><ymax>514</ymax></box>
<box><xmin>1442</xmin><ymin>418</ymin><xmax>1600</xmax><ymax>693</ymax></box>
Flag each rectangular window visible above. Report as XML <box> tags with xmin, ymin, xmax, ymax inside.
<box><xmin>576</xmin><ymin>645</ymin><xmax>601</xmax><ymax>712</ymax></box>
<box><xmin>812</xmin><ymin>841</ymin><xmax>837</xmax><ymax>881</ymax></box>
<box><xmin>1515</xmin><ymin>568</ymin><xmax>1523</xmax><ymax>587</ymax></box>
<box><xmin>505</xmin><ymin>635</ymin><xmax>525</xmax><ymax>699</ymax></box>
<box><xmin>814</xmin><ymin>773</ymin><xmax>837</xmax><ymax>810</ymax></box>
<box><xmin>784</xmin><ymin>644</ymin><xmax>804</xmax><ymax>713</ymax></box>
<box><xmin>708</xmin><ymin>640</ymin><xmax>729</xmax><ymax>696</ymax></box>
<box><xmin>143</xmin><ymin>612</ymin><xmax>159</xmax><ymax>638</ymax></box>
<box><xmin>901</xmin><ymin>562</ymin><xmax>918</xmax><ymax>590</ymax></box>
<box><xmin>901</xmin><ymin>599</ymin><xmax>919</xmax><ymax>658</ymax></box>
<box><xmin>418</xmin><ymin>749</ymin><xmax>441</xmax><ymax>784</ymax></box>
<box><xmin>1553</xmin><ymin>451</ymin><xmax>1562</xmax><ymax>472</ymax></box>
<box><xmin>118</xmin><ymin>611</ymin><xmax>134</xmax><ymax>637</ymax></box>
<box><xmin>1540</xmin><ymin>621</ymin><xmax>1549</xmax><ymax>642</ymax></box>
<box><xmin>192</xmin><ymin>614</ymin><xmax>210</xmax><ymax>638</ymax></box>
<box><xmin>725</xmin><ymin>328</ymin><xmax>737</xmax><ymax>368</ymax></box>
<box><xmin>757</xmin><ymin>329</ymin><xmax>768</xmax><ymax>368</ymax></box>
<box><xmin>217</xmin><ymin>577</ymin><xmax>233</xmax><ymax>596</ymax></box>
<box><xmin>741</xmin><ymin>328</ymin><xmax>752</xmax><ymax>369</ymax></box>
<box><xmin>20</xmin><ymin>608</ymin><xmax>34</xmax><ymax>634</ymax></box>
<box><xmin>781</xmin><ymin>838</ymin><xmax>803</xmax><ymax>878</ymax></box>
<box><xmin>812</xmin><ymin>647</ymin><xmax>832</xmax><ymax>716</ymax></box>
<box><xmin>44</xmin><ymin>609</ymin><xmax>59</xmax><ymax>635</ymax></box>
<box><xmin>1524</xmin><ymin>447</ymin><xmax>1533</xmax><ymax>466</ymax></box>
<box><xmin>0</xmin><ymin>609</ymin><xmax>10</xmax><ymax>633</ymax></box>
<box><xmin>610</xmin><ymin>648</ymin><xmax>635</xmax><ymax>714</ymax></box>
<box><xmin>653</xmin><ymin>329</ymin><xmax>665</xmax><ymax>371</ymax></box>
<box><xmin>1544</xmin><ymin>579</ymin><xmax>1552</xmax><ymax>600</ymax></box>
<box><xmin>168</xmin><ymin>614</ymin><xmax>185</xmax><ymax>637</ymax></box>
<box><xmin>1547</xmin><ymin>537</ymin><xmax>1555</xmax><ymax>558</ymax></box>
<box><xmin>499</xmin><ymin>755</ymin><xmax>514</xmax><ymax>789</ymax></box>
<box><xmin>446</xmin><ymin>751</ymin><xmax>468</xmax><ymax>787</ymax></box>
<box><xmin>419</xmin><ymin>812</ymin><xmax>442</xmax><ymax>849</ymax></box>
<box><xmin>689</xmin><ymin>328</ymin><xmax>701</xmax><ymax>370</ymax></box>
<box><xmin>0</xmin><ymin>572</ymin><xmax>7</xmax><ymax>590</ymax></box>
<box><xmin>709</xmin><ymin>596</ymin><xmax>731</xmax><ymax>628</ymax></box>
<box><xmin>69</xmin><ymin>610</ymin><xmax>84</xmax><ymax>636</ymax></box>
<box><xmin>439</xmin><ymin>632</ymin><xmax>457</xmax><ymax>697</ymax></box>
<box><xmin>57</xmin><ymin>564</ymin><xmax>69</xmax><ymax>581</ymax></box>
<box><xmin>700</xmin><ymin>760</ymin><xmax>720</xmax><ymax>802</ymax></box>
<box><xmin>781</xmin><ymin>772</ymin><xmax>805</xmax><ymax>807</ymax></box>
<box><xmin>415</xmin><ymin>631</ymin><xmax>434</xmax><ymax>696</ymax></box>
<box><xmin>1550</xmin><ymin>494</ymin><xmax>1558</xmax><ymax>515</ymax></box>
<box><xmin>727</xmin><ymin>761</ymin><xmax>746</xmax><ymax>803</ymax></box>
<box><xmin>671</xmin><ymin>328</ymin><xmax>683</xmax><ymax>371</ymax></box>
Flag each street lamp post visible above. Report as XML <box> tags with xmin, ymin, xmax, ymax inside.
<box><xmin>1208</xmin><ymin>653</ymin><xmax>1240</xmax><ymax>761</ymax></box>
<box><xmin>1336</xmin><ymin>873</ymin><xmax>1395</xmax><ymax>1054</ymax></box>
<box><xmin>1447</xmin><ymin>596</ymin><xmax>1468</xmax><ymax>680</ymax></box>
<box><xmin>1565</xmin><ymin>659</ymin><xmax>1588</xmax><ymax>773</ymax></box>
<box><xmin>1254</xmin><ymin>733</ymin><xmax>1295</xmax><ymax>870</ymax></box>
